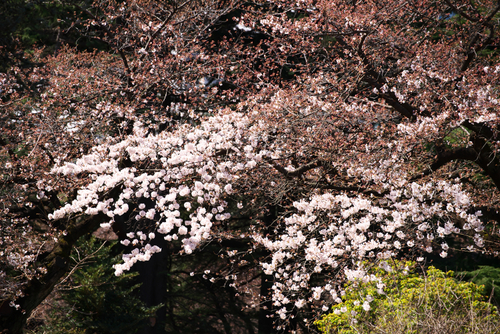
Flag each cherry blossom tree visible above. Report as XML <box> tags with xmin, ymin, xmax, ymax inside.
<box><xmin>1</xmin><ymin>0</ymin><xmax>500</xmax><ymax>333</ymax></box>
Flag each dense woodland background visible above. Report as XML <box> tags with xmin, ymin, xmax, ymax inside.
<box><xmin>1</xmin><ymin>0</ymin><xmax>500</xmax><ymax>333</ymax></box>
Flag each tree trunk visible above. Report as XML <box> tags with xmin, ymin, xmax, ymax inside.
<box><xmin>136</xmin><ymin>236</ymin><xmax>169</xmax><ymax>334</ymax></box>
<box><xmin>257</xmin><ymin>272</ymin><xmax>274</xmax><ymax>334</ymax></box>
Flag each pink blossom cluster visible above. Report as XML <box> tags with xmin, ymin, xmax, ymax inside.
<box><xmin>254</xmin><ymin>178</ymin><xmax>483</xmax><ymax>318</ymax></box>
<box><xmin>50</xmin><ymin>112</ymin><xmax>271</xmax><ymax>274</ymax></box>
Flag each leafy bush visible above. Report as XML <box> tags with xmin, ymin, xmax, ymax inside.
<box><xmin>316</xmin><ymin>260</ymin><xmax>500</xmax><ymax>334</ymax></box>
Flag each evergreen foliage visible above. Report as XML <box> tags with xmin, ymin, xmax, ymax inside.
<box><xmin>34</xmin><ymin>237</ymin><xmax>160</xmax><ymax>334</ymax></box>
<box><xmin>460</xmin><ymin>265</ymin><xmax>500</xmax><ymax>307</ymax></box>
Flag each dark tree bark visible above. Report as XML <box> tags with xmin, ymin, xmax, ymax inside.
<box><xmin>257</xmin><ymin>272</ymin><xmax>274</xmax><ymax>334</ymax></box>
<box><xmin>136</xmin><ymin>236</ymin><xmax>169</xmax><ymax>334</ymax></box>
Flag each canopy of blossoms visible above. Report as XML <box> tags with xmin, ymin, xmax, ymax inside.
<box><xmin>2</xmin><ymin>0</ymin><xmax>499</xmax><ymax>330</ymax></box>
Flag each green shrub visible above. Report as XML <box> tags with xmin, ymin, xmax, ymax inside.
<box><xmin>316</xmin><ymin>260</ymin><xmax>500</xmax><ymax>334</ymax></box>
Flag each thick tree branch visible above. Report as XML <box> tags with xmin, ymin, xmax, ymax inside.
<box><xmin>430</xmin><ymin>147</ymin><xmax>480</xmax><ymax>171</ymax></box>
<box><xmin>312</xmin><ymin>182</ymin><xmax>387</xmax><ymax>197</ymax></box>
<box><xmin>268</xmin><ymin>159</ymin><xmax>323</xmax><ymax>178</ymax></box>
<box><xmin>462</xmin><ymin>120</ymin><xmax>496</xmax><ymax>140</ymax></box>
<box><xmin>428</xmin><ymin>143</ymin><xmax>500</xmax><ymax>191</ymax></box>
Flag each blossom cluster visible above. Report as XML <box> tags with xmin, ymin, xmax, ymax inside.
<box><xmin>254</xmin><ymin>178</ymin><xmax>483</xmax><ymax>319</ymax></box>
<box><xmin>50</xmin><ymin>112</ymin><xmax>272</xmax><ymax>275</ymax></box>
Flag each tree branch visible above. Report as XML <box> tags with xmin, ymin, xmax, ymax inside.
<box><xmin>428</xmin><ymin>143</ymin><xmax>500</xmax><ymax>192</ymax></box>
<box><xmin>268</xmin><ymin>159</ymin><xmax>323</xmax><ymax>178</ymax></box>
<box><xmin>443</xmin><ymin>0</ymin><xmax>480</xmax><ymax>22</ymax></box>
